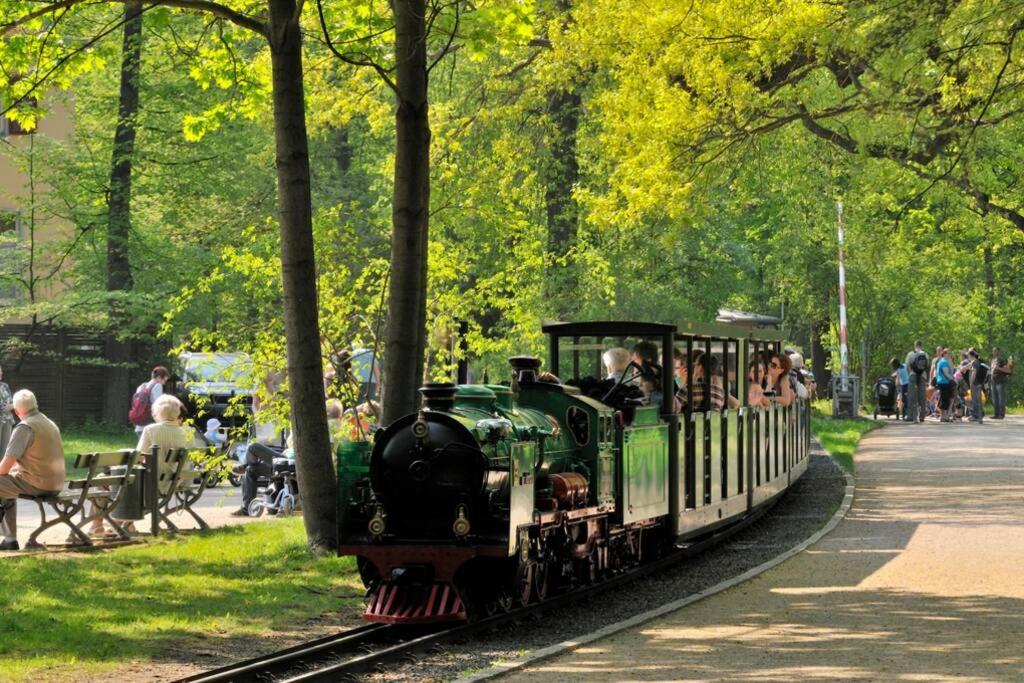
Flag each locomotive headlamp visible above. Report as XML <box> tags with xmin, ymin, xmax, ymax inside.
<box><xmin>411</xmin><ymin>412</ymin><xmax>429</xmax><ymax>441</ymax></box>
<box><xmin>452</xmin><ymin>505</ymin><xmax>471</xmax><ymax>537</ymax></box>
<box><xmin>368</xmin><ymin>507</ymin><xmax>386</xmax><ymax>536</ymax></box>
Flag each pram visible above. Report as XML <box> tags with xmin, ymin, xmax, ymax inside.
<box><xmin>873</xmin><ymin>377</ymin><xmax>900</xmax><ymax>419</ymax></box>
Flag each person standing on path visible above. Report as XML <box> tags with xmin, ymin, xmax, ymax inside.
<box><xmin>130</xmin><ymin>366</ymin><xmax>170</xmax><ymax>434</ymax></box>
<box><xmin>967</xmin><ymin>348</ymin><xmax>986</xmax><ymax>424</ymax></box>
<box><xmin>890</xmin><ymin>358</ymin><xmax>910</xmax><ymax>420</ymax></box>
<box><xmin>905</xmin><ymin>341</ymin><xmax>929</xmax><ymax>423</ymax></box>
<box><xmin>0</xmin><ymin>365</ymin><xmax>14</xmax><ymax>456</ymax></box>
<box><xmin>990</xmin><ymin>347</ymin><xmax>1013</xmax><ymax>419</ymax></box>
<box><xmin>935</xmin><ymin>349</ymin><xmax>956</xmax><ymax>422</ymax></box>
<box><xmin>0</xmin><ymin>390</ymin><xmax>66</xmax><ymax>551</ymax></box>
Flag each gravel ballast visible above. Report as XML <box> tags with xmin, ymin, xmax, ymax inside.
<box><xmin>364</xmin><ymin>449</ymin><xmax>848</xmax><ymax>682</ymax></box>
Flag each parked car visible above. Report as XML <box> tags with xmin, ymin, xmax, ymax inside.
<box><xmin>175</xmin><ymin>352</ymin><xmax>255</xmax><ymax>431</ymax></box>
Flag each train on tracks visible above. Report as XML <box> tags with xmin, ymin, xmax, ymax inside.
<box><xmin>337</xmin><ymin>320</ymin><xmax>811</xmax><ymax>623</ymax></box>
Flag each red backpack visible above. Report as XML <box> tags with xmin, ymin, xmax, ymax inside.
<box><xmin>128</xmin><ymin>380</ymin><xmax>156</xmax><ymax>426</ymax></box>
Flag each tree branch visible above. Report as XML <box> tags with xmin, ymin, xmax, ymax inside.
<box><xmin>314</xmin><ymin>0</ymin><xmax>397</xmax><ymax>93</ymax></box>
<box><xmin>2</xmin><ymin>0</ymin><xmax>266</xmax><ymax>37</ymax></box>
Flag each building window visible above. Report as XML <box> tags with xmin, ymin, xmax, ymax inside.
<box><xmin>0</xmin><ymin>95</ymin><xmax>35</xmax><ymax>138</ymax></box>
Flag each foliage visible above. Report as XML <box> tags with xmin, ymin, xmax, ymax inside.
<box><xmin>5</xmin><ymin>0</ymin><xmax>1024</xmax><ymax>409</ymax></box>
<box><xmin>811</xmin><ymin>407</ymin><xmax>882</xmax><ymax>473</ymax></box>
<box><xmin>0</xmin><ymin>517</ymin><xmax>362</xmax><ymax>681</ymax></box>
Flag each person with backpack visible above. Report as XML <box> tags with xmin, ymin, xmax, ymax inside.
<box><xmin>129</xmin><ymin>367</ymin><xmax>170</xmax><ymax>433</ymax></box>
<box><xmin>966</xmin><ymin>349</ymin><xmax>988</xmax><ymax>424</ymax></box>
<box><xmin>904</xmin><ymin>341</ymin><xmax>929</xmax><ymax>423</ymax></box>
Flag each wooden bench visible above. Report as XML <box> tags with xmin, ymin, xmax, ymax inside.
<box><xmin>148</xmin><ymin>447</ymin><xmax>220</xmax><ymax>534</ymax></box>
<box><xmin>18</xmin><ymin>450</ymin><xmax>141</xmax><ymax>548</ymax></box>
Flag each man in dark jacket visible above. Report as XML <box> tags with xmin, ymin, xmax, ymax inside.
<box><xmin>967</xmin><ymin>349</ymin><xmax>985</xmax><ymax>424</ymax></box>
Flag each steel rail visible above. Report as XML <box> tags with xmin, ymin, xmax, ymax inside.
<box><xmin>182</xmin><ymin>498</ymin><xmax>781</xmax><ymax>683</ymax></box>
<box><xmin>176</xmin><ymin>623</ymin><xmax>395</xmax><ymax>683</ymax></box>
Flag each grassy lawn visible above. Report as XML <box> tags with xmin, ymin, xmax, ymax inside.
<box><xmin>61</xmin><ymin>422</ymin><xmax>138</xmax><ymax>472</ymax></box>
<box><xmin>811</xmin><ymin>400</ymin><xmax>883</xmax><ymax>474</ymax></box>
<box><xmin>0</xmin><ymin>518</ymin><xmax>363</xmax><ymax>681</ymax></box>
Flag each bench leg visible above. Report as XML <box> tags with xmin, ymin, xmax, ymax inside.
<box><xmin>184</xmin><ymin>505</ymin><xmax>209</xmax><ymax>531</ymax></box>
<box><xmin>26</xmin><ymin>500</ymin><xmax>92</xmax><ymax>549</ymax></box>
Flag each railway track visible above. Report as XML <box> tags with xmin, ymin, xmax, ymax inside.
<box><xmin>180</xmin><ymin>501</ymin><xmax>776</xmax><ymax>683</ymax></box>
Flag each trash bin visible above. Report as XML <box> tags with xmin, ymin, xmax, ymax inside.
<box><xmin>110</xmin><ymin>465</ymin><xmax>147</xmax><ymax>520</ymax></box>
<box><xmin>831</xmin><ymin>375</ymin><xmax>861</xmax><ymax>418</ymax></box>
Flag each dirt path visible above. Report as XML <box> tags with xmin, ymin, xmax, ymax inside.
<box><xmin>501</xmin><ymin>419</ymin><xmax>1024</xmax><ymax>682</ymax></box>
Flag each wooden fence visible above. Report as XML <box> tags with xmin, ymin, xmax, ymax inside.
<box><xmin>0</xmin><ymin>324</ymin><xmax>153</xmax><ymax>425</ymax></box>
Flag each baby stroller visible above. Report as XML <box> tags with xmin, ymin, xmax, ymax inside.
<box><xmin>247</xmin><ymin>456</ymin><xmax>300</xmax><ymax>517</ymax></box>
<box><xmin>873</xmin><ymin>377</ymin><xmax>899</xmax><ymax>419</ymax></box>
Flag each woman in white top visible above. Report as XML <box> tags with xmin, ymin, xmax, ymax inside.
<box><xmin>104</xmin><ymin>395</ymin><xmax>197</xmax><ymax>535</ymax></box>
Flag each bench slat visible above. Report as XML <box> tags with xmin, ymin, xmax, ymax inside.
<box><xmin>72</xmin><ymin>450</ymin><xmax>138</xmax><ymax>469</ymax></box>
<box><xmin>67</xmin><ymin>475</ymin><xmax>129</xmax><ymax>489</ymax></box>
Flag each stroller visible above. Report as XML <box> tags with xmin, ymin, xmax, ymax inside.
<box><xmin>242</xmin><ymin>444</ymin><xmax>300</xmax><ymax>517</ymax></box>
<box><xmin>873</xmin><ymin>377</ymin><xmax>899</xmax><ymax>419</ymax></box>
<box><xmin>248</xmin><ymin>457</ymin><xmax>299</xmax><ymax>517</ymax></box>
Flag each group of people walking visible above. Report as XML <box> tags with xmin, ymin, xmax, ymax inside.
<box><xmin>891</xmin><ymin>342</ymin><xmax>1013</xmax><ymax>424</ymax></box>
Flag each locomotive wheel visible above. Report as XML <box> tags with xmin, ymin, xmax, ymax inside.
<box><xmin>516</xmin><ymin>562</ymin><xmax>535</xmax><ymax>607</ymax></box>
<box><xmin>533</xmin><ymin>561</ymin><xmax>550</xmax><ymax>602</ymax></box>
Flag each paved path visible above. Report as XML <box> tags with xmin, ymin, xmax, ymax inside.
<box><xmin>502</xmin><ymin>418</ymin><xmax>1024</xmax><ymax>682</ymax></box>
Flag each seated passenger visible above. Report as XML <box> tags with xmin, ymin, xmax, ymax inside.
<box><xmin>748</xmin><ymin>358</ymin><xmax>771</xmax><ymax>408</ymax></box>
<box><xmin>602</xmin><ymin>347</ymin><xmax>632</xmax><ymax>383</ymax></box>
<box><xmin>675</xmin><ymin>350</ymin><xmax>737</xmax><ymax>412</ymax></box>
<box><xmin>764</xmin><ymin>350</ymin><xmax>795</xmax><ymax>407</ymax></box>
<box><xmin>640</xmin><ymin>363</ymin><xmax>664</xmax><ymax>410</ymax></box>
<box><xmin>632</xmin><ymin>340</ymin><xmax>659</xmax><ymax>370</ymax></box>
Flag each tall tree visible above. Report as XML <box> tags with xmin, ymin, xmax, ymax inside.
<box><xmin>3</xmin><ymin>0</ymin><xmax>336</xmax><ymax>552</ymax></box>
<box><xmin>101</xmin><ymin>0</ymin><xmax>143</xmax><ymax>424</ymax></box>
<box><xmin>382</xmin><ymin>0</ymin><xmax>431</xmax><ymax>424</ymax></box>
<box><xmin>266</xmin><ymin>0</ymin><xmax>334</xmax><ymax>552</ymax></box>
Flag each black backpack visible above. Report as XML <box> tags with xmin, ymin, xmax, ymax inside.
<box><xmin>974</xmin><ymin>361</ymin><xmax>989</xmax><ymax>385</ymax></box>
<box><xmin>911</xmin><ymin>352</ymin><xmax>928</xmax><ymax>375</ymax></box>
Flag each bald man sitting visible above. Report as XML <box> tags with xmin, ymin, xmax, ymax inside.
<box><xmin>0</xmin><ymin>389</ymin><xmax>66</xmax><ymax>551</ymax></box>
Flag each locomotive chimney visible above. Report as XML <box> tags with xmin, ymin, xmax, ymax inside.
<box><xmin>508</xmin><ymin>355</ymin><xmax>542</xmax><ymax>387</ymax></box>
<box><xmin>419</xmin><ymin>382</ymin><xmax>457</xmax><ymax>411</ymax></box>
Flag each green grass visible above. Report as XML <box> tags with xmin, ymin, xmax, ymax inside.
<box><xmin>0</xmin><ymin>518</ymin><xmax>363</xmax><ymax>681</ymax></box>
<box><xmin>810</xmin><ymin>404</ymin><xmax>883</xmax><ymax>473</ymax></box>
<box><xmin>60</xmin><ymin>422</ymin><xmax>138</xmax><ymax>473</ymax></box>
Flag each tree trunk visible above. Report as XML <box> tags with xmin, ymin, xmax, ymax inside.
<box><xmin>811</xmin><ymin>319</ymin><xmax>832</xmax><ymax>394</ymax></box>
<box><xmin>541</xmin><ymin>0</ymin><xmax>580</xmax><ymax>317</ymax></box>
<box><xmin>983</xmin><ymin>245</ymin><xmax>994</xmax><ymax>344</ymax></box>
<box><xmin>101</xmin><ymin>1</ymin><xmax>142</xmax><ymax>425</ymax></box>
<box><xmin>382</xmin><ymin>0</ymin><xmax>431</xmax><ymax>425</ymax></box>
<box><xmin>267</xmin><ymin>0</ymin><xmax>335</xmax><ymax>552</ymax></box>
<box><xmin>543</xmin><ymin>85</ymin><xmax>581</xmax><ymax>316</ymax></box>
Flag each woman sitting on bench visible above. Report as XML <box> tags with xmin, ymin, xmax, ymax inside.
<box><xmin>103</xmin><ymin>395</ymin><xmax>197</xmax><ymax>537</ymax></box>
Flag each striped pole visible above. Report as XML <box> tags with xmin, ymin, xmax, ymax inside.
<box><xmin>837</xmin><ymin>200</ymin><xmax>849</xmax><ymax>390</ymax></box>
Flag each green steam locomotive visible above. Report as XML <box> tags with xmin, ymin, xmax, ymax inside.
<box><xmin>337</xmin><ymin>321</ymin><xmax>811</xmax><ymax>623</ymax></box>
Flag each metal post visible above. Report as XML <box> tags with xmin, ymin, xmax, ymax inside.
<box><xmin>837</xmin><ymin>199</ymin><xmax>850</xmax><ymax>391</ymax></box>
<box><xmin>148</xmin><ymin>445</ymin><xmax>160</xmax><ymax>537</ymax></box>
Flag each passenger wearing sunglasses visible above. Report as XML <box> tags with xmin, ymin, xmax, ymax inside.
<box><xmin>764</xmin><ymin>351</ymin><xmax>795</xmax><ymax>407</ymax></box>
